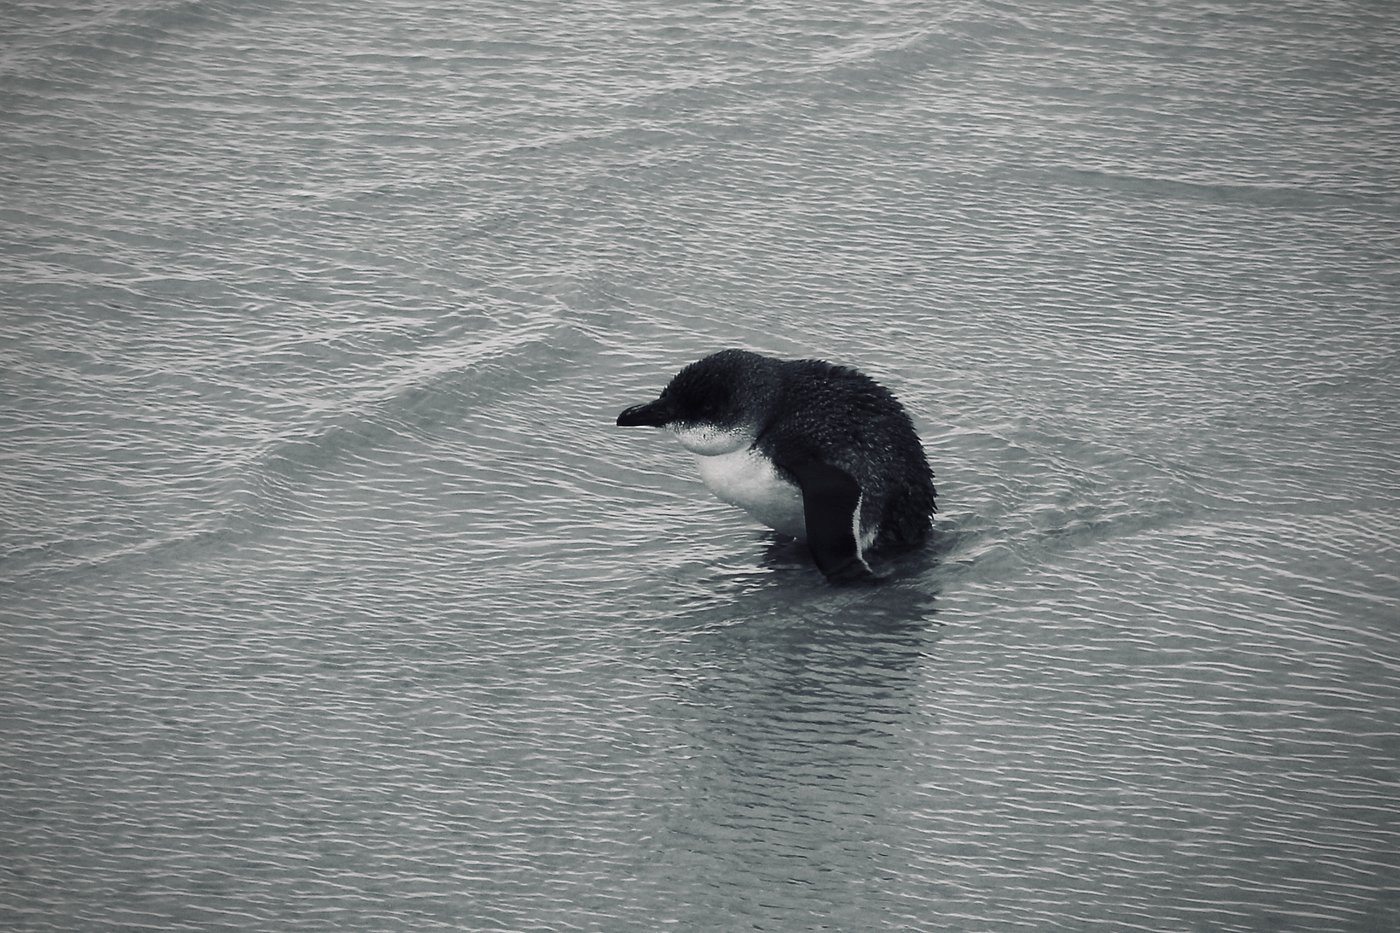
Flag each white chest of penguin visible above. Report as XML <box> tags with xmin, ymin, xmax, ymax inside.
<box><xmin>692</xmin><ymin>446</ymin><xmax>807</xmax><ymax>540</ymax></box>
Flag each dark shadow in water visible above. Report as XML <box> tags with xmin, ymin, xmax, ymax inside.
<box><xmin>681</xmin><ymin>546</ymin><xmax>943</xmax><ymax>711</ymax></box>
<box><xmin>642</xmin><ymin>550</ymin><xmax>946</xmax><ymax>916</ymax></box>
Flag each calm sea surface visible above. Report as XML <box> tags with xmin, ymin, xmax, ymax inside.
<box><xmin>3</xmin><ymin>1</ymin><xmax>1399</xmax><ymax>930</ymax></box>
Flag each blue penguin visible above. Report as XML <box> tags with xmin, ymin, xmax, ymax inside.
<box><xmin>616</xmin><ymin>348</ymin><xmax>936</xmax><ymax>583</ymax></box>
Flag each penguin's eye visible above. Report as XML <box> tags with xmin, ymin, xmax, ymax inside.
<box><xmin>666</xmin><ymin>374</ymin><xmax>733</xmax><ymax>423</ymax></box>
<box><xmin>696</xmin><ymin>390</ymin><xmax>732</xmax><ymax>421</ymax></box>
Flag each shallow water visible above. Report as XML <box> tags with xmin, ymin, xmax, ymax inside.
<box><xmin>3</xmin><ymin>1</ymin><xmax>1399</xmax><ymax>930</ymax></box>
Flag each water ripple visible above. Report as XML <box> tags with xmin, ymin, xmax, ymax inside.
<box><xmin>4</xmin><ymin>0</ymin><xmax>1400</xmax><ymax>930</ymax></box>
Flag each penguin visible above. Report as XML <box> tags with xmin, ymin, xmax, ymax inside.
<box><xmin>616</xmin><ymin>348</ymin><xmax>936</xmax><ymax>583</ymax></box>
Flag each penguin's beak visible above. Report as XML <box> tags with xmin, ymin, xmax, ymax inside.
<box><xmin>616</xmin><ymin>398</ymin><xmax>672</xmax><ymax>427</ymax></box>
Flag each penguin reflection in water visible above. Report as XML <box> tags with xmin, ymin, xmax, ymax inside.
<box><xmin>616</xmin><ymin>349</ymin><xmax>936</xmax><ymax>583</ymax></box>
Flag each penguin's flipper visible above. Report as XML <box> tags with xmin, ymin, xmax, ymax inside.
<box><xmin>786</xmin><ymin>459</ymin><xmax>879</xmax><ymax>584</ymax></box>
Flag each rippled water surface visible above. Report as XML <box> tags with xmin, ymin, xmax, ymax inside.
<box><xmin>3</xmin><ymin>1</ymin><xmax>1399</xmax><ymax>930</ymax></box>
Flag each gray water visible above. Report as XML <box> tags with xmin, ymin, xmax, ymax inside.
<box><xmin>3</xmin><ymin>1</ymin><xmax>1399</xmax><ymax>930</ymax></box>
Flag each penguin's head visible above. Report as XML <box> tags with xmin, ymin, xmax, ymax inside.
<box><xmin>617</xmin><ymin>349</ymin><xmax>777</xmax><ymax>455</ymax></box>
